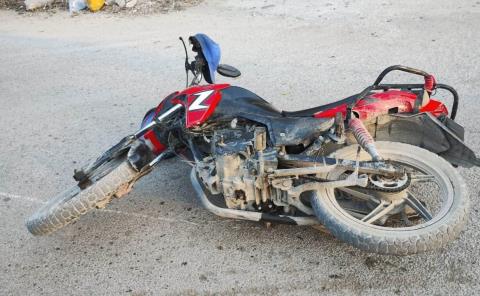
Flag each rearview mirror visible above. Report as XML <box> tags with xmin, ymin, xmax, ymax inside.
<box><xmin>217</xmin><ymin>64</ymin><xmax>241</xmax><ymax>78</ymax></box>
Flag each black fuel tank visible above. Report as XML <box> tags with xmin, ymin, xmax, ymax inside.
<box><xmin>212</xmin><ymin>86</ymin><xmax>282</xmax><ymax>120</ymax></box>
<box><xmin>210</xmin><ymin>86</ymin><xmax>333</xmax><ymax>147</ymax></box>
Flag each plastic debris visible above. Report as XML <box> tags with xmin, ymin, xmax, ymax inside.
<box><xmin>87</xmin><ymin>0</ymin><xmax>104</xmax><ymax>11</ymax></box>
<box><xmin>69</xmin><ymin>0</ymin><xmax>87</xmax><ymax>13</ymax></box>
<box><xmin>24</xmin><ymin>0</ymin><xmax>54</xmax><ymax>10</ymax></box>
<box><xmin>112</xmin><ymin>0</ymin><xmax>136</xmax><ymax>8</ymax></box>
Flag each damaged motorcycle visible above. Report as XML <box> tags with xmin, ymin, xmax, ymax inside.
<box><xmin>27</xmin><ymin>34</ymin><xmax>479</xmax><ymax>255</ymax></box>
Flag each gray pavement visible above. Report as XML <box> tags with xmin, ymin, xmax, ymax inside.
<box><xmin>1</xmin><ymin>1</ymin><xmax>480</xmax><ymax>295</ymax></box>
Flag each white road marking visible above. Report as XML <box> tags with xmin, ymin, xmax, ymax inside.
<box><xmin>0</xmin><ymin>191</ymin><xmax>44</xmax><ymax>204</ymax></box>
<box><xmin>0</xmin><ymin>191</ymin><xmax>199</xmax><ymax>226</ymax></box>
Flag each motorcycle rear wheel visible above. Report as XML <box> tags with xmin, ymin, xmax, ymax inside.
<box><xmin>310</xmin><ymin>141</ymin><xmax>469</xmax><ymax>255</ymax></box>
<box><xmin>26</xmin><ymin>156</ymin><xmax>139</xmax><ymax>236</ymax></box>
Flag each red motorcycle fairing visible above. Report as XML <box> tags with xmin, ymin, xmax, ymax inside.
<box><xmin>314</xmin><ymin>90</ymin><xmax>448</xmax><ymax>120</ymax></box>
<box><xmin>172</xmin><ymin>84</ymin><xmax>231</xmax><ymax>128</ymax></box>
<box><xmin>141</xmin><ymin>84</ymin><xmax>230</xmax><ymax>154</ymax></box>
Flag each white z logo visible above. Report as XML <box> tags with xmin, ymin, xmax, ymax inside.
<box><xmin>189</xmin><ymin>90</ymin><xmax>214</xmax><ymax>111</ymax></box>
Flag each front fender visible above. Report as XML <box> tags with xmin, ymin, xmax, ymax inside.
<box><xmin>370</xmin><ymin>113</ymin><xmax>480</xmax><ymax>168</ymax></box>
<box><xmin>73</xmin><ymin>135</ymin><xmax>136</xmax><ymax>183</ymax></box>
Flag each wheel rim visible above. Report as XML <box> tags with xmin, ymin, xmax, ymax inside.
<box><xmin>33</xmin><ymin>157</ymin><xmax>125</xmax><ymax>216</ymax></box>
<box><xmin>321</xmin><ymin>144</ymin><xmax>455</xmax><ymax>231</ymax></box>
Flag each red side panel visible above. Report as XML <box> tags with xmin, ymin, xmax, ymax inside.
<box><xmin>170</xmin><ymin>84</ymin><xmax>230</xmax><ymax>128</ymax></box>
<box><xmin>314</xmin><ymin>90</ymin><xmax>449</xmax><ymax>120</ymax></box>
<box><xmin>183</xmin><ymin>84</ymin><xmax>230</xmax><ymax>127</ymax></box>
<box><xmin>419</xmin><ymin>98</ymin><xmax>449</xmax><ymax>117</ymax></box>
<box><xmin>141</xmin><ymin>84</ymin><xmax>230</xmax><ymax>154</ymax></box>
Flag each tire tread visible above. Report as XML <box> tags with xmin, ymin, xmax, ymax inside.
<box><xmin>26</xmin><ymin>161</ymin><xmax>138</xmax><ymax>236</ymax></box>
<box><xmin>311</xmin><ymin>142</ymin><xmax>469</xmax><ymax>255</ymax></box>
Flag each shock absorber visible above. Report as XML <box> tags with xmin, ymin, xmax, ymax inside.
<box><xmin>348</xmin><ymin>118</ymin><xmax>383</xmax><ymax>162</ymax></box>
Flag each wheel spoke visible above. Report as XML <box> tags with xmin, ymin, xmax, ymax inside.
<box><xmin>343</xmin><ymin>209</ymin><xmax>367</xmax><ymax>219</ymax></box>
<box><xmin>343</xmin><ymin>207</ymin><xmax>369</xmax><ymax>215</ymax></box>
<box><xmin>360</xmin><ymin>201</ymin><xmax>386</xmax><ymax>222</ymax></box>
<box><xmin>337</xmin><ymin>187</ymin><xmax>380</xmax><ymax>204</ymax></box>
<box><xmin>361</xmin><ymin>200</ymin><xmax>399</xmax><ymax>224</ymax></box>
<box><xmin>405</xmin><ymin>192</ymin><xmax>433</xmax><ymax>221</ymax></box>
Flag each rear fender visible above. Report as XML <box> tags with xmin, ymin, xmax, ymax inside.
<box><xmin>370</xmin><ymin>113</ymin><xmax>480</xmax><ymax>167</ymax></box>
<box><xmin>315</xmin><ymin>90</ymin><xmax>449</xmax><ymax>121</ymax></box>
<box><xmin>73</xmin><ymin>135</ymin><xmax>136</xmax><ymax>183</ymax></box>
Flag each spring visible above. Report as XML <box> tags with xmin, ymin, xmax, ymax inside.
<box><xmin>348</xmin><ymin>118</ymin><xmax>382</xmax><ymax>161</ymax></box>
<box><xmin>349</xmin><ymin>118</ymin><xmax>374</xmax><ymax>146</ymax></box>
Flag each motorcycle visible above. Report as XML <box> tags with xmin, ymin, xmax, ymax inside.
<box><xmin>27</xmin><ymin>33</ymin><xmax>479</xmax><ymax>255</ymax></box>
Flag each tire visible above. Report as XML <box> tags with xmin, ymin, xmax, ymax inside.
<box><xmin>26</xmin><ymin>157</ymin><xmax>139</xmax><ymax>236</ymax></box>
<box><xmin>310</xmin><ymin>141</ymin><xmax>469</xmax><ymax>255</ymax></box>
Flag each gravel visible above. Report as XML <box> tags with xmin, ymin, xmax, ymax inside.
<box><xmin>1</xmin><ymin>0</ymin><xmax>479</xmax><ymax>295</ymax></box>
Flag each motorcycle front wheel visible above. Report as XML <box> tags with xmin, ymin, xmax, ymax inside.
<box><xmin>26</xmin><ymin>155</ymin><xmax>140</xmax><ymax>236</ymax></box>
<box><xmin>310</xmin><ymin>141</ymin><xmax>469</xmax><ymax>255</ymax></box>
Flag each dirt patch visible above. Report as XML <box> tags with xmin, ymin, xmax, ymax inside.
<box><xmin>0</xmin><ymin>0</ymin><xmax>201</xmax><ymax>14</ymax></box>
<box><xmin>105</xmin><ymin>0</ymin><xmax>201</xmax><ymax>15</ymax></box>
<box><xmin>1</xmin><ymin>0</ymin><xmax>25</xmax><ymax>10</ymax></box>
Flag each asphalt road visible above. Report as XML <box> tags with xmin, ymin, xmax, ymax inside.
<box><xmin>1</xmin><ymin>1</ymin><xmax>480</xmax><ymax>295</ymax></box>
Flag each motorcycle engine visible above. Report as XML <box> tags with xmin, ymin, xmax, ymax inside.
<box><xmin>196</xmin><ymin>125</ymin><xmax>278</xmax><ymax>211</ymax></box>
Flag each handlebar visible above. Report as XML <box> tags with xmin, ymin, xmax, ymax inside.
<box><xmin>134</xmin><ymin>104</ymin><xmax>184</xmax><ymax>138</ymax></box>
